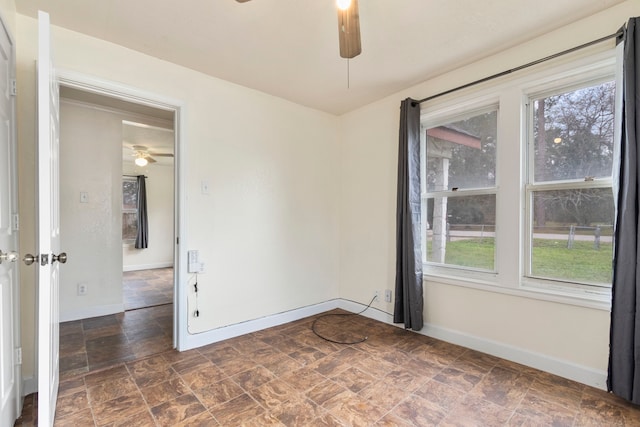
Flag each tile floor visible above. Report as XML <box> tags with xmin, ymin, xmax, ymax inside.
<box><xmin>58</xmin><ymin>304</ymin><xmax>174</xmax><ymax>378</ymax></box>
<box><xmin>15</xmin><ymin>309</ymin><xmax>640</xmax><ymax>426</ymax></box>
<box><xmin>123</xmin><ymin>268</ymin><xmax>174</xmax><ymax>311</ymax></box>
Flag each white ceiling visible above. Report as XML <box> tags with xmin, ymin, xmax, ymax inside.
<box><xmin>17</xmin><ymin>0</ymin><xmax>626</xmax><ymax>115</ymax></box>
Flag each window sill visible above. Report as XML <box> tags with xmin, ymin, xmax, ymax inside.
<box><xmin>422</xmin><ymin>270</ymin><xmax>611</xmax><ymax>312</ymax></box>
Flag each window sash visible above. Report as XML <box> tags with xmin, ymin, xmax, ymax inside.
<box><xmin>419</xmin><ymin>47</ymin><xmax>617</xmax><ymax>304</ymax></box>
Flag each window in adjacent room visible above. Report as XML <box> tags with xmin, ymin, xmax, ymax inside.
<box><xmin>122</xmin><ymin>177</ymin><xmax>138</xmax><ymax>242</ymax></box>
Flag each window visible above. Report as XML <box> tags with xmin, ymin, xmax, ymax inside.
<box><xmin>420</xmin><ymin>49</ymin><xmax>618</xmax><ymax>304</ymax></box>
<box><xmin>122</xmin><ymin>177</ymin><xmax>138</xmax><ymax>242</ymax></box>
<box><xmin>424</xmin><ymin>108</ymin><xmax>498</xmax><ymax>271</ymax></box>
<box><xmin>526</xmin><ymin>81</ymin><xmax>615</xmax><ymax>287</ymax></box>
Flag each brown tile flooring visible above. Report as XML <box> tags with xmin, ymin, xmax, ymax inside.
<box><xmin>15</xmin><ymin>309</ymin><xmax>640</xmax><ymax>426</ymax></box>
<box><xmin>57</xmin><ymin>304</ymin><xmax>174</xmax><ymax>378</ymax></box>
<box><xmin>123</xmin><ymin>268</ymin><xmax>174</xmax><ymax>311</ymax></box>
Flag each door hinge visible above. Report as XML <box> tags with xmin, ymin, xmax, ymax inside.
<box><xmin>14</xmin><ymin>347</ymin><xmax>22</xmax><ymax>365</ymax></box>
<box><xmin>11</xmin><ymin>213</ymin><xmax>19</xmax><ymax>231</ymax></box>
<box><xmin>176</xmin><ymin>237</ymin><xmax>179</xmax><ymax>245</ymax></box>
<box><xmin>10</xmin><ymin>79</ymin><xmax>16</xmax><ymax>96</ymax></box>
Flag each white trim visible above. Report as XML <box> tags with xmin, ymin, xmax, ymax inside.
<box><xmin>123</xmin><ymin>262</ymin><xmax>173</xmax><ymax>272</ymax></box>
<box><xmin>338</xmin><ymin>298</ymin><xmax>607</xmax><ymax>390</ymax></box>
<box><xmin>422</xmin><ymin>322</ymin><xmax>607</xmax><ymax>390</ymax></box>
<box><xmin>178</xmin><ymin>300</ymin><xmax>340</xmax><ymax>351</ymax></box>
<box><xmin>423</xmin><ymin>273</ymin><xmax>611</xmax><ymax>311</ymax></box>
<box><xmin>175</xmin><ymin>297</ymin><xmax>607</xmax><ymax>390</ymax></box>
<box><xmin>53</xmin><ymin>69</ymin><xmax>187</xmax><ymax>351</ymax></box>
<box><xmin>59</xmin><ymin>303</ymin><xmax>124</xmax><ymax>322</ymax></box>
<box><xmin>419</xmin><ymin>48</ymin><xmax>618</xmax><ymax>303</ymax></box>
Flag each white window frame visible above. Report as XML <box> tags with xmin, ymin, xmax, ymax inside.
<box><xmin>421</xmin><ymin>101</ymin><xmax>500</xmax><ymax>279</ymax></box>
<box><xmin>420</xmin><ymin>46</ymin><xmax>620</xmax><ymax>310</ymax></box>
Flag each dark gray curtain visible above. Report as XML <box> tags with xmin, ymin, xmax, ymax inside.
<box><xmin>393</xmin><ymin>98</ymin><xmax>423</xmax><ymax>330</ymax></box>
<box><xmin>135</xmin><ymin>175</ymin><xmax>148</xmax><ymax>249</ymax></box>
<box><xmin>608</xmin><ymin>17</ymin><xmax>640</xmax><ymax>404</ymax></box>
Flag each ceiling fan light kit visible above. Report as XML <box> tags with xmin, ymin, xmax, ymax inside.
<box><xmin>134</xmin><ymin>156</ymin><xmax>148</xmax><ymax>167</ymax></box>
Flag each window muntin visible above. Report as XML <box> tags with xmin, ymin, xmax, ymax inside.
<box><xmin>122</xmin><ymin>177</ymin><xmax>138</xmax><ymax>242</ymax></box>
<box><xmin>527</xmin><ymin>80</ymin><xmax>615</xmax><ymax>288</ymax></box>
<box><xmin>424</xmin><ymin>108</ymin><xmax>498</xmax><ymax>272</ymax></box>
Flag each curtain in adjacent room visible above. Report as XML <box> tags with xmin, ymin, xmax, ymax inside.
<box><xmin>135</xmin><ymin>175</ymin><xmax>149</xmax><ymax>249</ymax></box>
<box><xmin>393</xmin><ymin>98</ymin><xmax>423</xmax><ymax>331</ymax></box>
<box><xmin>608</xmin><ymin>17</ymin><xmax>640</xmax><ymax>405</ymax></box>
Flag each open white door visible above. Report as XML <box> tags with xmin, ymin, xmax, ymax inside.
<box><xmin>0</xmin><ymin>13</ymin><xmax>19</xmax><ymax>427</ymax></box>
<box><xmin>36</xmin><ymin>11</ymin><xmax>63</xmax><ymax>427</ymax></box>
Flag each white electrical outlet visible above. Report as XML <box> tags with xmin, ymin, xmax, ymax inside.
<box><xmin>77</xmin><ymin>283</ymin><xmax>87</xmax><ymax>296</ymax></box>
<box><xmin>385</xmin><ymin>289</ymin><xmax>392</xmax><ymax>303</ymax></box>
<box><xmin>374</xmin><ymin>290</ymin><xmax>380</xmax><ymax>301</ymax></box>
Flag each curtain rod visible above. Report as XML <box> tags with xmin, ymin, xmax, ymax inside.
<box><xmin>123</xmin><ymin>174</ymin><xmax>148</xmax><ymax>178</ymax></box>
<box><xmin>413</xmin><ymin>28</ymin><xmax>625</xmax><ymax>106</ymax></box>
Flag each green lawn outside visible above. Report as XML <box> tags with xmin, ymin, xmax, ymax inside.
<box><xmin>427</xmin><ymin>238</ymin><xmax>613</xmax><ymax>284</ymax></box>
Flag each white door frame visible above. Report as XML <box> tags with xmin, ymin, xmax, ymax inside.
<box><xmin>0</xmin><ymin>9</ymin><xmax>21</xmax><ymax>424</ymax></box>
<box><xmin>55</xmin><ymin>70</ymin><xmax>188</xmax><ymax>350</ymax></box>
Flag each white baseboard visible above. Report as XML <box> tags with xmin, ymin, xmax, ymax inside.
<box><xmin>337</xmin><ymin>299</ymin><xmax>607</xmax><ymax>390</ymax></box>
<box><xmin>22</xmin><ymin>376</ymin><xmax>36</xmax><ymax>396</ymax></box>
<box><xmin>60</xmin><ymin>303</ymin><xmax>124</xmax><ymax>322</ymax></box>
<box><xmin>60</xmin><ymin>297</ymin><xmax>605</xmax><ymax>390</ymax></box>
<box><xmin>178</xmin><ymin>300</ymin><xmax>340</xmax><ymax>351</ymax></box>
<box><xmin>123</xmin><ymin>262</ymin><xmax>173</xmax><ymax>272</ymax></box>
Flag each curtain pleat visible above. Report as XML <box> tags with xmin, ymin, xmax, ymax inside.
<box><xmin>135</xmin><ymin>175</ymin><xmax>149</xmax><ymax>249</ymax></box>
<box><xmin>393</xmin><ymin>98</ymin><xmax>424</xmax><ymax>331</ymax></box>
<box><xmin>608</xmin><ymin>17</ymin><xmax>640</xmax><ymax>404</ymax></box>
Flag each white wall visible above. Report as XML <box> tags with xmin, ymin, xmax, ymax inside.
<box><xmin>58</xmin><ymin>99</ymin><xmax>175</xmax><ymax>320</ymax></box>
<box><xmin>13</xmin><ymin>0</ymin><xmax>638</xmax><ymax>391</ymax></box>
<box><xmin>59</xmin><ymin>100</ymin><xmax>124</xmax><ymax>320</ymax></box>
<box><xmin>16</xmin><ymin>15</ymin><xmax>340</xmax><ymax>381</ymax></box>
<box><xmin>122</xmin><ymin>162</ymin><xmax>174</xmax><ymax>272</ymax></box>
<box><xmin>338</xmin><ymin>1</ymin><xmax>639</xmax><ymax>388</ymax></box>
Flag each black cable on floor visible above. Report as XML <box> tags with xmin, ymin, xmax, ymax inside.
<box><xmin>311</xmin><ymin>295</ymin><xmax>377</xmax><ymax>345</ymax></box>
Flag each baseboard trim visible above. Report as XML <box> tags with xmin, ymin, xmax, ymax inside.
<box><xmin>22</xmin><ymin>376</ymin><xmax>36</xmax><ymax>396</ymax></box>
<box><xmin>337</xmin><ymin>299</ymin><xmax>607</xmax><ymax>390</ymax></box>
<box><xmin>123</xmin><ymin>262</ymin><xmax>173</xmax><ymax>272</ymax></box>
<box><xmin>60</xmin><ymin>303</ymin><xmax>124</xmax><ymax>322</ymax></box>
<box><xmin>171</xmin><ymin>296</ymin><xmax>605</xmax><ymax>389</ymax></box>
<box><xmin>422</xmin><ymin>322</ymin><xmax>607</xmax><ymax>390</ymax></box>
<box><xmin>179</xmin><ymin>300</ymin><xmax>340</xmax><ymax>351</ymax></box>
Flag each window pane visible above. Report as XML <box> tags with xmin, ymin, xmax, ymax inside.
<box><xmin>426</xmin><ymin>110</ymin><xmax>497</xmax><ymax>192</ymax></box>
<box><xmin>532</xmin><ymin>81</ymin><xmax>615</xmax><ymax>183</ymax></box>
<box><xmin>530</xmin><ymin>188</ymin><xmax>613</xmax><ymax>285</ymax></box>
<box><xmin>123</xmin><ymin>212</ymin><xmax>138</xmax><ymax>241</ymax></box>
<box><xmin>425</xmin><ymin>194</ymin><xmax>495</xmax><ymax>271</ymax></box>
<box><xmin>123</xmin><ymin>179</ymin><xmax>138</xmax><ymax>210</ymax></box>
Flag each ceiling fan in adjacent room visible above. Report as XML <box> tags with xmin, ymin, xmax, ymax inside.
<box><xmin>235</xmin><ymin>0</ymin><xmax>361</xmax><ymax>59</ymax></box>
<box><xmin>127</xmin><ymin>145</ymin><xmax>174</xmax><ymax>167</ymax></box>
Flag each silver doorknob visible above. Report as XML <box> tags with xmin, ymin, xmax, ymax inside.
<box><xmin>23</xmin><ymin>254</ymin><xmax>39</xmax><ymax>266</ymax></box>
<box><xmin>0</xmin><ymin>250</ymin><xmax>18</xmax><ymax>264</ymax></box>
<box><xmin>52</xmin><ymin>252</ymin><xmax>67</xmax><ymax>264</ymax></box>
